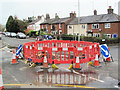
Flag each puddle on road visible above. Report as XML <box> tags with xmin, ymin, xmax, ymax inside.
<box><xmin>33</xmin><ymin>68</ymin><xmax>99</xmax><ymax>87</ymax></box>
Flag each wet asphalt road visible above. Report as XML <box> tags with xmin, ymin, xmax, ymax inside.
<box><xmin>0</xmin><ymin>35</ymin><xmax>119</xmax><ymax>89</ymax></box>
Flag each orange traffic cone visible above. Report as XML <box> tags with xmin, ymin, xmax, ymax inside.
<box><xmin>0</xmin><ymin>67</ymin><xmax>4</xmax><ymax>90</ymax></box>
<box><xmin>73</xmin><ymin>53</ymin><xmax>81</xmax><ymax>70</ymax></box>
<box><xmin>15</xmin><ymin>47</ymin><xmax>18</xmax><ymax>59</ymax></box>
<box><xmin>11</xmin><ymin>50</ymin><xmax>18</xmax><ymax>64</ymax></box>
<box><xmin>93</xmin><ymin>54</ymin><xmax>101</xmax><ymax>67</ymax></box>
<box><xmin>41</xmin><ymin>52</ymin><xmax>49</xmax><ymax>69</ymax></box>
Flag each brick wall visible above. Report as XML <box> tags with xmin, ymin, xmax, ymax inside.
<box><xmin>88</xmin><ymin>22</ymin><xmax>120</xmax><ymax>38</ymax></box>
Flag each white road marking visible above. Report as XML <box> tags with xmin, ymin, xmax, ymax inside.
<box><xmin>19</xmin><ymin>67</ymin><xmax>27</xmax><ymax>71</ymax></box>
<box><xmin>89</xmin><ymin>77</ymin><xmax>104</xmax><ymax>83</ymax></box>
<box><xmin>11</xmin><ymin>75</ymin><xmax>19</xmax><ymax>82</ymax></box>
<box><xmin>63</xmin><ymin>68</ymin><xmax>104</xmax><ymax>83</ymax></box>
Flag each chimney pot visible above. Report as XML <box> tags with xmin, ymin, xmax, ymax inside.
<box><xmin>46</xmin><ymin>13</ymin><xmax>50</xmax><ymax>20</ymax></box>
<box><xmin>94</xmin><ymin>10</ymin><xmax>97</xmax><ymax>15</ymax></box>
<box><xmin>109</xmin><ymin>6</ymin><xmax>112</xmax><ymax>9</ymax></box>
<box><xmin>107</xmin><ymin>6</ymin><xmax>114</xmax><ymax>14</ymax></box>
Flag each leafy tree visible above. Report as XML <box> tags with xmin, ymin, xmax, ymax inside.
<box><xmin>6</xmin><ymin>16</ymin><xmax>14</xmax><ymax>32</ymax></box>
<box><xmin>17</xmin><ymin>20</ymin><xmax>27</xmax><ymax>33</ymax></box>
<box><xmin>6</xmin><ymin>15</ymin><xmax>27</xmax><ymax>33</ymax></box>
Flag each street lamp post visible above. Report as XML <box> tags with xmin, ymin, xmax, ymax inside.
<box><xmin>78</xmin><ymin>0</ymin><xmax>80</xmax><ymax>41</ymax></box>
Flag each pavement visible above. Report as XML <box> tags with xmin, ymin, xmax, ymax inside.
<box><xmin>0</xmin><ymin>34</ymin><xmax>120</xmax><ymax>89</ymax></box>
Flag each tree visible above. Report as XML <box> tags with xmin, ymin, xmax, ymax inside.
<box><xmin>6</xmin><ymin>15</ymin><xmax>27</xmax><ymax>33</ymax></box>
<box><xmin>17</xmin><ymin>20</ymin><xmax>27</xmax><ymax>33</ymax></box>
<box><xmin>6</xmin><ymin>16</ymin><xmax>14</xmax><ymax>32</ymax></box>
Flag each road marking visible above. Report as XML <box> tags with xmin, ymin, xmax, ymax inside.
<box><xmin>89</xmin><ymin>77</ymin><xmax>104</xmax><ymax>83</ymax></box>
<box><xmin>4</xmin><ymin>84</ymin><xmax>31</xmax><ymax>86</ymax></box>
<box><xmin>54</xmin><ymin>84</ymin><xmax>95</xmax><ymax>88</ymax></box>
<box><xmin>11</xmin><ymin>75</ymin><xmax>19</xmax><ymax>82</ymax></box>
<box><xmin>63</xmin><ymin>68</ymin><xmax>104</xmax><ymax>83</ymax></box>
<box><xmin>19</xmin><ymin>67</ymin><xmax>27</xmax><ymax>71</ymax></box>
<box><xmin>0</xmin><ymin>46</ymin><xmax>7</xmax><ymax>50</ymax></box>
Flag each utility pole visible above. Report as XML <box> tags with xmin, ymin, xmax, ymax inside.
<box><xmin>78</xmin><ymin>0</ymin><xmax>80</xmax><ymax>41</ymax></box>
<box><xmin>73</xmin><ymin>25</ymin><xmax>75</xmax><ymax>40</ymax></box>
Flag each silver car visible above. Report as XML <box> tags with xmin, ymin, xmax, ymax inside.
<box><xmin>10</xmin><ymin>32</ymin><xmax>17</xmax><ymax>37</ymax></box>
<box><xmin>16</xmin><ymin>33</ymin><xmax>26</xmax><ymax>39</ymax></box>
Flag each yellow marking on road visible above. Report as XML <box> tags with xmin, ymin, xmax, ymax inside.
<box><xmin>0</xmin><ymin>46</ymin><xmax>7</xmax><ymax>50</ymax></box>
<box><xmin>54</xmin><ymin>84</ymin><xmax>95</xmax><ymax>88</ymax></box>
<box><xmin>4</xmin><ymin>84</ymin><xmax>31</xmax><ymax>86</ymax></box>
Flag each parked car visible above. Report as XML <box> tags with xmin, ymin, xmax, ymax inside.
<box><xmin>5</xmin><ymin>32</ymin><xmax>11</xmax><ymax>37</ymax></box>
<box><xmin>16</xmin><ymin>33</ymin><xmax>26</xmax><ymax>39</ymax></box>
<box><xmin>2</xmin><ymin>32</ymin><xmax>6</xmax><ymax>35</ymax></box>
<box><xmin>10</xmin><ymin>32</ymin><xmax>16</xmax><ymax>37</ymax></box>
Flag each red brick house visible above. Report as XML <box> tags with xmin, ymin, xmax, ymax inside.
<box><xmin>40</xmin><ymin>12</ymin><xmax>76</xmax><ymax>35</ymax></box>
<box><xmin>87</xmin><ymin>6</ymin><xmax>120</xmax><ymax>38</ymax></box>
<box><xmin>40</xmin><ymin>13</ymin><xmax>59</xmax><ymax>34</ymax></box>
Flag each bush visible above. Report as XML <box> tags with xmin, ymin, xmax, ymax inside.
<box><xmin>28</xmin><ymin>30</ymin><xmax>36</xmax><ymax>37</ymax></box>
<box><xmin>61</xmin><ymin>35</ymin><xmax>120</xmax><ymax>44</ymax></box>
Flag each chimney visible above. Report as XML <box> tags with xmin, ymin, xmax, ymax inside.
<box><xmin>74</xmin><ymin>11</ymin><xmax>76</xmax><ymax>17</ymax></box>
<box><xmin>38</xmin><ymin>16</ymin><xmax>41</xmax><ymax>20</ymax></box>
<box><xmin>46</xmin><ymin>14</ymin><xmax>50</xmax><ymax>20</ymax></box>
<box><xmin>70</xmin><ymin>11</ymin><xmax>76</xmax><ymax>18</ymax></box>
<box><xmin>94</xmin><ymin>10</ymin><xmax>97</xmax><ymax>15</ymax></box>
<box><xmin>107</xmin><ymin>6</ymin><xmax>114</xmax><ymax>14</ymax></box>
<box><xmin>55</xmin><ymin>13</ymin><xmax>59</xmax><ymax>19</ymax></box>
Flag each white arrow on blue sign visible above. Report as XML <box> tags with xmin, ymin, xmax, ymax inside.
<box><xmin>16</xmin><ymin>45</ymin><xmax>22</xmax><ymax>56</ymax></box>
<box><xmin>99</xmin><ymin>44</ymin><xmax>110</xmax><ymax>58</ymax></box>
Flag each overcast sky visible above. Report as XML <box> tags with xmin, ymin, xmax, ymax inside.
<box><xmin>0</xmin><ymin>0</ymin><xmax>120</xmax><ymax>25</ymax></box>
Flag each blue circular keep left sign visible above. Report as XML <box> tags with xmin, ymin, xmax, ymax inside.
<box><xmin>100</xmin><ymin>45</ymin><xmax>110</xmax><ymax>58</ymax></box>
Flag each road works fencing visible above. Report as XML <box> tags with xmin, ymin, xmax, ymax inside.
<box><xmin>23</xmin><ymin>40</ymin><xmax>100</xmax><ymax>64</ymax></box>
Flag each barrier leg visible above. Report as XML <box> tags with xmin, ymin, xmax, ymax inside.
<box><xmin>52</xmin><ymin>61</ymin><xmax>59</xmax><ymax>71</ymax></box>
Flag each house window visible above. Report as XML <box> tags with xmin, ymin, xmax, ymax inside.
<box><xmin>59</xmin><ymin>24</ymin><xmax>62</xmax><ymax>29</ymax></box>
<box><xmin>69</xmin><ymin>26</ymin><xmax>72</xmax><ymax>29</ymax></box>
<box><xmin>92</xmin><ymin>24</ymin><xmax>99</xmax><ymax>29</ymax></box>
<box><xmin>42</xmin><ymin>25</ymin><xmax>43</xmax><ymax>29</ymax></box>
<box><xmin>82</xmin><ymin>25</ymin><xmax>85</xmax><ymax>29</ymax></box>
<box><xmin>105</xmin><ymin>34</ymin><xmax>111</xmax><ymax>38</ymax></box>
<box><xmin>46</xmin><ymin>25</ymin><xmax>47</xmax><ymax>29</ymax></box>
<box><xmin>93</xmin><ymin>33</ymin><xmax>100</xmax><ymax>37</ymax></box>
<box><xmin>105</xmin><ymin>23</ymin><xmax>111</xmax><ymax>28</ymax></box>
<box><xmin>59</xmin><ymin>30</ymin><xmax>62</xmax><ymax>35</ymax></box>
<box><xmin>51</xmin><ymin>25</ymin><xmax>53</xmax><ymax>29</ymax></box>
<box><xmin>113</xmin><ymin>34</ymin><xmax>117</xmax><ymax>38</ymax></box>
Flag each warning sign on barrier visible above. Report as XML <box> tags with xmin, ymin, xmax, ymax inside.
<box><xmin>99</xmin><ymin>44</ymin><xmax>110</xmax><ymax>59</ymax></box>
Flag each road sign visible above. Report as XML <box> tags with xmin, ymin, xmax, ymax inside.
<box><xmin>16</xmin><ymin>45</ymin><xmax>22</xmax><ymax>56</ymax></box>
<box><xmin>99</xmin><ymin>44</ymin><xmax>110</xmax><ymax>58</ymax></box>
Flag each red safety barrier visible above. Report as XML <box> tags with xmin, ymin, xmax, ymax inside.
<box><xmin>23</xmin><ymin>40</ymin><xmax>100</xmax><ymax>65</ymax></box>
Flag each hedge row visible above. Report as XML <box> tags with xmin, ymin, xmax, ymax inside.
<box><xmin>61</xmin><ymin>34</ymin><xmax>120</xmax><ymax>44</ymax></box>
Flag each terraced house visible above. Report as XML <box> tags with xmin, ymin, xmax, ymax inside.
<box><xmin>40</xmin><ymin>12</ymin><xmax>76</xmax><ymax>35</ymax></box>
<box><xmin>68</xmin><ymin>6</ymin><xmax>120</xmax><ymax>38</ymax></box>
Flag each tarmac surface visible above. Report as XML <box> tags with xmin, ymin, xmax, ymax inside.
<box><xmin>0</xmin><ymin>35</ymin><xmax>119</xmax><ymax>89</ymax></box>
